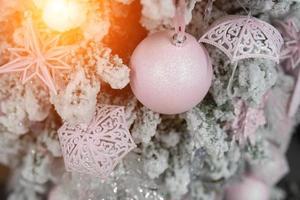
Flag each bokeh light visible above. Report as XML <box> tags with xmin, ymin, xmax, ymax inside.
<box><xmin>42</xmin><ymin>0</ymin><xmax>87</xmax><ymax>32</ymax></box>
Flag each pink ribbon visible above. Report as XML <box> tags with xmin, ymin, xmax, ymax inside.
<box><xmin>173</xmin><ymin>0</ymin><xmax>186</xmax><ymax>45</ymax></box>
<box><xmin>175</xmin><ymin>0</ymin><xmax>185</xmax><ymax>38</ymax></box>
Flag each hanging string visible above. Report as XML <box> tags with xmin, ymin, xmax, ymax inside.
<box><xmin>172</xmin><ymin>0</ymin><xmax>186</xmax><ymax>47</ymax></box>
<box><xmin>226</xmin><ymin>62</ymin><xmax>239</xmax><ymax>97</ymax></box>
<box><xmin>236</xmin><ymin>0</ymin><xmax>250</xmax><ymax>14</ymax></box>
<box><xmin>204</xmin><ymin>0</ymin><xmax>215</xmax><ymax>25</ymax></box>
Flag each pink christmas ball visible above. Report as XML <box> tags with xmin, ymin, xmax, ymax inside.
<box><xmin>130</xmin><ymin>31</ymin><xmax>212</xmax><ymax>114</ymax></box>
<box><xmin>225</xmin><ymin>175</ymin><xmax>270</xmax><ymax>200</ymax></box>
<box><xmin>48</xmin><ymin>186</ymin><xmax>68</xmax><ymax>200</ymax></box>
<box><xmin>250</xmin><ymin>145</ymin><xmax>289</xmax><ymax>186</ymax></box>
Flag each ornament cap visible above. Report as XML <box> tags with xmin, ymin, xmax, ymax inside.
<box><xmin>171</xmin><ymin>33</ymin><xmax>187</xmax><ymax>47</ymax></box>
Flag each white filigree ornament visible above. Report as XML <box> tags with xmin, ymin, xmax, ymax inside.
<box><xmin>200</xmin><ymin>15</ymin><xmax>283</xmax><ymax>63</ymax></box>
<box><xmin>199</xmin><ymin>15</ymin><xmax>283</xmax><ymax>96</ymax></box>
<box><xmin>58</xmin><ymin>105</ymin><xmax>136</xmax><ymax>179</ymax></box>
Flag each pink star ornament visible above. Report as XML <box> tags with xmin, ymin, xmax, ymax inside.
<box><xmin>0</xmin><ymin>15</ymin><xmax>72</xmax><ymax>94</ymax></box>
<box><xmin>276</xmin><ymin>18</ymin><xmax>300</xmax><ymax>117</ymax></box>
<box><xmin>58</xmin><ymin>105</ymin><xmax>136</xmax><ymax>179</ymax></box>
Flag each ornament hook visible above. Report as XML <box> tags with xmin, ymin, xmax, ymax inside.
<box><xmin>172</xmin><ymin>0</ymin><xmax>186</xmax><ymax>47</ymax></box>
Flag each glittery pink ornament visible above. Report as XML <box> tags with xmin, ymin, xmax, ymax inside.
<box><xmin>130</xmin><ymin>0</ymin><xmax>212</xmax><ymax>115</ymax></box>
<box><xmin>58</xmin><ymin>105</ymin><xmax>136</xmax><ymax>179</ymax></box>
<box><xmin>130</xmin><ymin>30</ymin><xmax>212</xmax><ymax>114</ymax></box>
<box><xmin>225</xmin><ymin>175</ymin><xmax>270</xmax><ymax>200</ymax></box>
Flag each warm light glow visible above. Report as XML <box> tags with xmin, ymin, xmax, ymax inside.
<box><xmin>42</xmin><ymin>0</ymin><xmax>87</xmax><ymax>32</ymax></box>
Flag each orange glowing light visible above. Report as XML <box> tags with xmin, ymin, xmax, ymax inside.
<box><xmin>42</xmin><ymin>0</ymin><xmax>87</xmax><ymax>32</ymax></box>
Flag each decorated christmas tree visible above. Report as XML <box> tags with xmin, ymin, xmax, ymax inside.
<box><xmin>0</xmin><ymin>0</ymin><xmax>299</xmax><ymax>200</ymax></box>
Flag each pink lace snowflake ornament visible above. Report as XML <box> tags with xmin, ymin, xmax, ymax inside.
<box><xmin>58</xmin><ymin>105</ymin><xmax>136</xmax><ymax>179</ymax></box>
<box><xmin>276</xmin><ymin>18</ymin><xmax>300</xmax><ymax>70</ymax></box>
<box><xmin>231</xmin><ymin>99</ymin><xmax>266</xmax><ymax>145</ymax></box>
<box><xmin>276</xmin><ymin>18</ymin><xmax>300</xmax><ymax>117</ymax></box>
<box><xmin>200</xmin><ymin>15</ymin><xmax>283</xmax><ymax>63</ymax></box>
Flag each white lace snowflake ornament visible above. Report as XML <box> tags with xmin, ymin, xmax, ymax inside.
<box><xmin>58</xmin><ymin>105</ymin><xmax>136</xmax><ymax>179</ymax></box>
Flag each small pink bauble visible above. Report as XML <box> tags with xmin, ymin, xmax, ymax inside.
<box><xmin>250</xmin><ymin>145</ymin><xmax>289</xmax><ymax>186</ymax></box>
<box><xmin>48</xmin><ymin>186</ymin><xmax>68</xmax><ymax>200</ymax></box>
<box><xmin>225</xmin><ymin>175</ymin><xmax>270</xmax><ymax>200</ymax></box>
<box><xmin>130</xmin><ymin>31</ymin><xmax>212</xmax><ymax>114</ymax></box>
